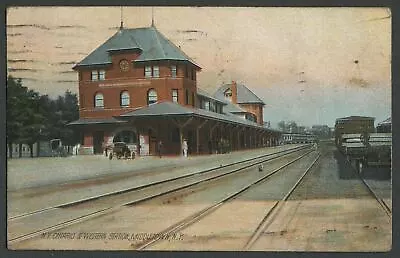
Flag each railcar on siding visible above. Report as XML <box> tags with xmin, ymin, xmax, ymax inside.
<box><xmin>335</xmin><ymin>116</ymin><xmax>391</xmax><ymax>173</ymax></box>
<box><xmin>281</xmin><ymin>133</ymin><xmax>315</xmax><ymax>144</ymax></box>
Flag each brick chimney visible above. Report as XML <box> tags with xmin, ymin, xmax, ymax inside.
<box><xmin>231</xmin><ymin>80</ymin><xmax>238</xmax><ymax>104</ymax></box>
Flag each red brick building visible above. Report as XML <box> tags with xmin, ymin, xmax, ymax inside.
<box><xmin>69</xmin><ymin>25</ymin><xmax>281</xmax><ymax>156</ymax></box>
<box><xmin>214</xmin><ymin>81</ymin><xmax>265</xmax><ymax>125</ymax></box>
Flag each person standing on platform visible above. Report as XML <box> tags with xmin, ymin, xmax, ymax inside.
<box><xmin>208</xmin><ymin>140</ymin><xmax>212</xmax><ymax>154</ymax></box>
<box><xmin>182</xmin><ymin>139</ymin><xmax>188</xmax><ymax>158</ymax></box>
<box><xmin>158</xmin><ymin>140</ymin><xmax>163</xmax><ymax>158</ymax></box>
<box><xmin>137</xmin><ymin>143</ymin><xmax>141</xmax><ymax>157</ymax></box>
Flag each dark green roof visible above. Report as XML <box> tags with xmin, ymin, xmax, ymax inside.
<box><xmin>68</xmin><ymin>117</ymin><xmax>127</xmax><ymax>126</ymax></box>
<box><xmin>336</xmin><ymin>116</ymin><xmax>375</xmax><ymax>122</ymax></box>
<box><xmin>197</xmin><ymin>88</ymin><xmax>226</xmax><ymax>105</ymax></box>
<box><xmin>119</xmin><ymin>101</ymin><xmax>277</xmax><ymax>131</ymax></box>
<box><xmin>74</xmin><ymin>26</ymin><xmax>200</xmax><ymax>69</ymax></box>
<box><xmin>214</xmin><ymin>83</ymin><xmax>265</xmax><ymax>105</ymax></box>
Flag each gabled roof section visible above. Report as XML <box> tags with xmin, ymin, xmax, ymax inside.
<box><xmin>67</xmin><ymin>117</ymin><xmax>127</xmax><ymax>126</ymax></box>
<box><xmin>212</xmin><ymin>96</ymin><xmax>247</xmax><ymax>114</ymax></box>
<box><xmin>336</xmin><ymin>116</ymin><xmax>375</xmax><ymax>122</ymax></box>
<box><xmin>378</xmin><ymin>117</ymin><xmax>391</xmax><ymax>125</ymax></box>
<box><xmin>197</xmin><ymin>88</ymin><xmax>226</xmax><ymax>105</ymax></box>
<box><xmin>74</xmin><ymin>27</ymin><xmax>200</xmax><ymax>69</ymax></box>
<box><xmin>223</xmin><ymin>101</ymin><xmax>247</xmax><ymax>113</ymax></box>
<box><xmin>120</xmin><ymin>101</ymin><xmax>193</xmax><ymax>117</ymax></box>
<box><xmin>214</xmin><ymin>83</ymin><xmax>265</xmax><ymax>105</ymax></box>
<box><xmin>119</xmin><ymin>101</ymin><xmax>270</xmax><ymax>130</ymax></box>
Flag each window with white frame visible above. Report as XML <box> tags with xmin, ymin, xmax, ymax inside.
<box><xmin>91</xmin><ymin>70</ymin><xmax>106</xmax><ymax>81</ymax></box>
<box><xmin>172</xmin><ymin>89</ymin><xmax>178</xmax><ymax>103</ymax></box>
<box><xmin>91</xmin><ymin>70</ymin><xmax>98</xmax><ymax>81</ymax></box>
<box><xmin>171</xmin><ymin>65</ymin><xmax>177</xmax><ymax>78</ymax></box>
<box><xmin>147</xmin><ymin>89</ymin><xmax>158</xmax><ymax>105</ymax></box>
<box><xmin>99</xmin><ymin>70</ymin><xmax>106</xmax><ymax>80</ymax></box>
<box><xmin>210</xmin><ymin>101</ymin><xmax>216</xmax><ymax>112</ymax></box>
<box><xmin>204</xmin><ymin>100</ymin><xmax>210</xmax><ymax>110</ymax></box>
<box><xmin>153</xmin><ymin>66</ymin><xmax>160</xmax><ymax>78</ymax></box>
<box><xmin>120</xmin><ymin>91</ymin><xmax>130</xmax><ymax>107</ymax></box>
<box><xmin>224</xmin><ymin>88</ymin><xmax>232</xmax><ymax>102</ymax></box>
<box><xmin>145</xmin><ymin>66</ymin><xmax>152</xmax><ymax>78</ymax></box>
<box><xmin>94</xmin><ymin>92</ymin><xmax>104</xmax><ymax>108</ymax></box>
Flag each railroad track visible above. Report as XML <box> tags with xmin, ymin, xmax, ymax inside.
<box><xmin>9</xmin><ymin>145</ymin><xmax>310</xmax><ymax>221</ymax></box>
<box><xmin>244</xmin><ymin>153</ymin><xmax>320</xmax><ymax>250</ymax></box>
<box><xmin>134</xmin><ymin>149</ymin><xmax>318</xmax><ymax>250</ymax></box>
<box><xmin>8</xmin><ymin>145</ymin><xmax>312</xmax><ymax>245</ymax></box>
<box><xmin>345</xmin><ymin>157</ymin><xmax>392</xmax><ymax>220</ymax></box>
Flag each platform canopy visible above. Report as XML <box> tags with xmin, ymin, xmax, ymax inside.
<box><xmin>68</xmin><ymin>117</ymin><xmax>127</xmax><ymax>126</ymax></box>
<box><xmin>118</xmin><ymin>101</ymin><xmax>279</xmax><ymax>133</ymax></box>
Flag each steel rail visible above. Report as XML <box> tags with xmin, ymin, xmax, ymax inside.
<box><xmin>8</xmin><ymin>146</ymin><xmax>311</xmax><ymax>245</ymax></box>
<box><xmin>243</xmin><ymin>153</ymin><xmax>321</xmax><ymax>250</ymax></box>
<box><xmin>135</xmin><ymin>149</ymin><xmax>316</xmax><ymax>250</ymax></box>
<box><xmin>9</xmin><ymin>145</ymin><xmax>310</xmax><ymax>221</ymax></box>
<box><xmin>345</xmin><ymin>158</ymin><xmax>392</xmax><ymax>220</ymax></box>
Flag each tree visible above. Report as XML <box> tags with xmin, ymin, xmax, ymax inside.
<box><xmin>277</xmin><ymin>121</ymin><xmax>286</xmax><ymax>132</ymax></box>
<box><xmin>287</xmin><ymin>121</ymin><xmax>298</xmax><ymax>133</ymax></box>
<box><xmin>18</xmin><ymin>89</ymin><xmax>46</xmax><ymax>157</ymax></box>
<box><xmin>6</xmin><ymin>76</ymin><xmax>28</xmax><ymax>158</ymax></box>
<box><xmin>7</xmin><ymin>76</ymin><xmax>80</xmax><ymax>158</ymax></box>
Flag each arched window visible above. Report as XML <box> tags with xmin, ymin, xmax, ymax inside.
<box><xmin>147</xmin><ymin>89</ymin><xmax>158</xmax><ymax>105</ymax></box>
<box><xmin>120</xmin><ymin>91</ymin><xmax>130</xmax><ymax>107</ymax></box>
<box><xmin>224</xmin><ymin>88</ymin><xmax>232</xmax><ymax>102</ymax></box>
<box><xmin>94</xmin><ymin>92</ymin><xmax>104</xmax><ymax>108</ymax></box>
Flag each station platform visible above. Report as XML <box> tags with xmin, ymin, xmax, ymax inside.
<box><xmin>7</xmin><ymin>144</ymin><xmax>305</xmax><ymax>217</ymax></box>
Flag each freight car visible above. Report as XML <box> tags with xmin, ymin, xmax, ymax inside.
<box><xmin>335</xmin><ymin>116</ymin><xmax>391</xmax><ymax>173</ymax></box>
<box><xmin>281</xmin><ymin>133</ymin><xmax>315</xmax><ymax>144</ymax></box>
<box><xmin>334</xmin><ymin>116</ymin><xmax>375</xmax><ymax>147</ymax></box>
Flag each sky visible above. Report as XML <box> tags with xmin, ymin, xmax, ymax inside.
<box><xmin>6</xmin><ymin>7</ymin><xmax>391</xmax><ymax>128</ymax></box>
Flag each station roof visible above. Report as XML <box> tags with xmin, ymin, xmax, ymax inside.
<box><xmin>196</xmin><ymin>88</ymin><xmax>226</xmax><ymax>105</ymax></box>
<box><xmin>74</xmin><ymin>26</ymin><xmax>200</xmax><ymax>69</ymax></box>
<box><xmin>378</xmin><ymin>117</ymin><xmax>391</xmax><ymax>125</ymax></box>
<box><xmin>214</xmin><ymin>83</ymin><xmax>265</xmax><ymax>105</ymax></box>
<box><xmin>335</xmin><ymin>116</ymin><xmax>375</xmax><ymax>122</ymax></box>
<box><xmin>119</xmin><ymin>101</ymin><xmax>277</xmax><ymax>132</ymax></box>
<box><xmin>213</xmin><ymin>97</ymin><xmax>247</xmax><ymax>113</ymax></box>
<box><xmin>68</xmin><ymin>117</ymin><xmax>127</xmax><ymax>126</ymax></box>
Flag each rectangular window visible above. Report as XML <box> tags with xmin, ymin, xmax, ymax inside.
<box><xmin>91</xmin><ymin>70</ymin><xmax>98</xmax><ymax>81</ymax></box>
<box><xmin>153</xmin><ymin>66</ymin><xmax>160</xmax><ymax>78</ymax></box>
<box><xmin>185</xmin><ymin>65</ymin><xmax>189</xmax><ymax>78</ymax></box>
<box><xmin>145</xmin><ymin>66</ymin><xmax>152</xmax><ymax>78</ymax></box>
<box><xmin>200</xmin><ymin>99</ymin><xmax>205</xmax><ymax>109</ymax></box>
<box><xmin>210</xmin><ymin>101</ymin><xmax>216</xmax><ymax>112</ymax></box>
<box><xmin>99</xmin><ymin>70</ymin><xmax>105</xmax><ymax>80</ymax></box>
<box><xmin>204</xmin><ymin>101</ymin><xmax>210</xmax><ymax>111</ymax></box>
<box><xmin>185</xmin><ymin>89</ymin><xmax>189</xmax><ymax>105</ymax></box>
<box><xmin>172</xmin><ymin>89</ymin><xmax>178</xmax><ymax>103</ymax></box>
<box><xmin>171</xmin><ymin>65</ymin><xmax>177</xmax><ymax>78</ymax></box>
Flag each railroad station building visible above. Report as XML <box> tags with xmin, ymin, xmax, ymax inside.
<box><xmin>69</xmin><ymin>25</ymin><xmax>281</xmax><ymax>156</ymax></box>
